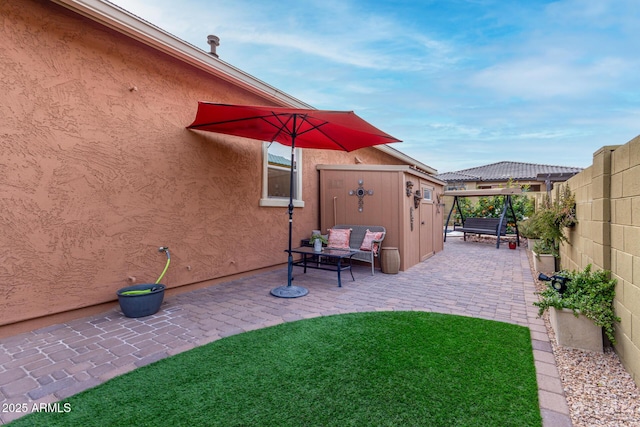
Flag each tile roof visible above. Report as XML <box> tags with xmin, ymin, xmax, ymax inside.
<box><xmin>268</xmin><ymin>153</ymin><xmax>290</xmax><ymax>166</ymax></box>
<box><xmin>436</xmin><ymin>161</ymin><xmax>583</xmax><ymax>182</ymax></box>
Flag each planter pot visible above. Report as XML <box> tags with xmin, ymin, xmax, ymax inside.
<box><xmin>527</xmin><ymin>238</ymin><xmax>540</xmax><ymax>252</ymax></box>
<box><xmin>533</xmin><ymin>251</ymin><xmax>556</xmax><ymax>275</ymax></box>
<box><xmin>549</xmin><ymin>307</ymin><xmax>603</xmax><ymax>353</ymax></box>
<box><xmin>313</xmin><ymin>239</ymin><xmax>323</xmax><ymax>252</ymax></box>
<box><xmin>117</xmin><ymin>283</ymin><xmax>165</xmax><ymax>318</ymax></box>
<box><xmin>508</xmin><ymin>241</ymin><xmax>516</xmax><ymax>250</ymax></box>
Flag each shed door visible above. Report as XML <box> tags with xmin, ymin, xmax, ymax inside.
<box><xmin>419</xmin><ymin>183</ymin><xmax>435</xmax><ymax>261</ymax></box>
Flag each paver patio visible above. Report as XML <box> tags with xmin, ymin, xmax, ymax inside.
<box><xmin>0</xmin><ymin>238</ymin><xmax>571</xmax><ymax>426</ymax></box>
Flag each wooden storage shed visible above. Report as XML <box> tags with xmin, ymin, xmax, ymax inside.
<box><xmin>318</xmin><ymin>165</ymin><xmax>445</xmax><ymax>271</ymax></box>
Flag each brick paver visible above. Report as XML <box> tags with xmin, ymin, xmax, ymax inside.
<box><xmin>0</xmin><ymin>238</ymin><xmax>571</xmax><ymax>426</ymax></box>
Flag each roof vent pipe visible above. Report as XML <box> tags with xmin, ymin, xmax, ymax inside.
<box><xmin>207</xmin><ymin>35</ymin><xmax>220</xmax><ymax>57</ymax></box>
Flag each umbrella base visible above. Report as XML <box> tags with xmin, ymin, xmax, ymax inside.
<box><xmin>270</xmin><ymin>285</ymin><xmax>309</xmax><ymax>298</ymax></box>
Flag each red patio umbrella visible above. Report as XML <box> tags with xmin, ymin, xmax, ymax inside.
<box><xmin>187</xmin><ymin>102</ymin><xmax>401</xmax><ymax>297</ymax></box>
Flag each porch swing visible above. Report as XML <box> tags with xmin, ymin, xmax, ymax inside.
<box><xmin>443</xmin><ymin>188</ymin><xmax>521</xmax><ymax>249</ymax></box>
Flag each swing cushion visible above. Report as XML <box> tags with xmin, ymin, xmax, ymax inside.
<box><xmin>457</xmin><ymin>218</ymin><xmax>507</xmax><ymax>235</ymax></box>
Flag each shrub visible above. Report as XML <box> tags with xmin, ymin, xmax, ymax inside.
<box><xmin>534</xmin><ymin>264</ymin><xmax>620</xmax><ymax>344</ymax></box>
<box><xmin>451</xmin><ymin>197</ymin><xmax>472</xmax><ymax>224</ymax></box>
<box><xmin>518</xmin><ymin>217</ymin><xmax>541</xmax><ymax>239</ymax></box>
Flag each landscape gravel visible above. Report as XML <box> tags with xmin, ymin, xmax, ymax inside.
<box><xmin>527</xmin><ymin>247</ymin><xmax>640</xmax><ymax>426</ymax></box>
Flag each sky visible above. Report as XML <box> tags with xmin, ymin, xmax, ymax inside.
<box><xmin>110</xmin><ymin>0</ymin><xmax>640</xmax><ymax>173</ymax></box>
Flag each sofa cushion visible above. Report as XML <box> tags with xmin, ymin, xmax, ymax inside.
<box><xmin>360</xmin><ymin>230</ymin><xmax>384</xmax><ymax>254</ymax></box>
<box><xmin>327</xmin><ymin>228</ymin><xmax>351</xmax><ymax>249</ymax></box>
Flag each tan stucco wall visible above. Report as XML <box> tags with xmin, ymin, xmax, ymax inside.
<box><xmin>0</xmin><ymin>1</ymin><xmax>407</xmax><ymax>334</ymax></box>
<box><xmin>560</xmin><ymin>136</ymin><xmax>640</xmax><ymax>387</ymax></box>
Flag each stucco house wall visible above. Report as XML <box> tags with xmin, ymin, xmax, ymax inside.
<box><xmin>0</xmin><ymin>0</ymin><xmax>418</xmax><ymax>335</ymax></box>
<box><xmin>560</xmin><ymin>136</ymin><xmax>640</xmax><ymax>388</ymax></box>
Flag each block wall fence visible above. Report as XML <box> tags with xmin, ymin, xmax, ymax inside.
<box><xmin>560</xmin><ymin>135</ymin><xmax>640</xmax><ymax>387</ymax></box>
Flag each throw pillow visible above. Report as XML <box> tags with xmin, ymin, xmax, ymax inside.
<box><xmin>360</xmin><ymin>230</ymin><xmax>384</xmax><ymax>254</ymax></box>
<box><xmin>327</xmin><ymin>228</ymin><xmax>351</xmax><ymax>249</ymax></box>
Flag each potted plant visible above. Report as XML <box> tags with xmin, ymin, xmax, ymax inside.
<box><xmin>534</xmin><ymin>264</ymin><xmax>620</xmax><ymax>352</ymax></box>
<box><xmin>532</xmin><ymin>240</ymin><xmax>557</xmax><ymax>275</ymax></box>
<box><xmin>529</xmin><ymin>201</ymin><xmax>560</xmax><ymax>273</ymax></box>
<box><xmin>556</xmin><ymin>183</ymin><xmax>577</xmax><ymax>228</ymax></box>
<box><xmin>528</xmin><ymin>184</ymin><xmax>577</xmax><ymax>273</ymax></box>
<box><xmin>309</xmin><ymin>233</ymin><xmax>328</xmax><ymax>252</ymax></box>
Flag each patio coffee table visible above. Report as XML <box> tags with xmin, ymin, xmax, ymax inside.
<box><xmin>288</xmin><ymin>246</ymin><xmax>357</xmax><ymax>287</ymax></box>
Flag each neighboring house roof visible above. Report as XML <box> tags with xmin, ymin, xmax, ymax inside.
<box><xmin>268</xmin><ymin>153</ymin><xmax>290</xmax><ymax>167</ymax></box>
<box><xmin>435</xmin><ymin>171</ymin><xmax>479</xmax><ymax>182</ymax></box>
<box><xmin>436</xmin><ymin>161</ymin><xmax>583</xmax><ymax>182</ymax></box>
<box><xmin>54</xmin><ymin>0</ymin><xmax>437</xmax><ymax>175</ymax></box>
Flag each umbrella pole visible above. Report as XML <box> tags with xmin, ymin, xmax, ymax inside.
<box><xmin>271</xmin><ymin>117</ymin><xmax>308</xmax><ymax>298</ymax></box>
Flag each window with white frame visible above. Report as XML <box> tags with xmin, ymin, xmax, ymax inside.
<box><xmin>422</xmin><ymin>186</ymin><xmax>433</xmax><ymax>201</ymax></box>
<box><xmin>260</xmin><ymin>141</ymin><xmax>304</xmax><ymax>207</ymax></box>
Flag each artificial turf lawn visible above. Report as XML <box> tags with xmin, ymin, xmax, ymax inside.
<box><xmin>11</xmin><ymin>311</ymin><xmax>542</xmax><ymax>426</ymax></box>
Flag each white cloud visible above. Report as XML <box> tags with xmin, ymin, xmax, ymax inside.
<box><xmin>469</xmin><ymin>55</ymin><xmax>628</xmax><ymax>99</ymax></box>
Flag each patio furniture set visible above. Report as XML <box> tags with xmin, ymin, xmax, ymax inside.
<box><xmin>293</xmin><ymin>224</ymin><xmax>386</xmax><ymax>287</ymax></box>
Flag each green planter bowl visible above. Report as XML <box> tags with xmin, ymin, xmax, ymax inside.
<box><xmin>117</xmin><ymin>283</ymin><xmax>165</xmax><ymax>318</ymax></box>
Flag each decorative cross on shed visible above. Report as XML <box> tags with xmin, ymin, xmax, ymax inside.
<box><xmin>349</xmin><ymin>179</ymin><xmax>374</xmax><ymax>212</ymax></box>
